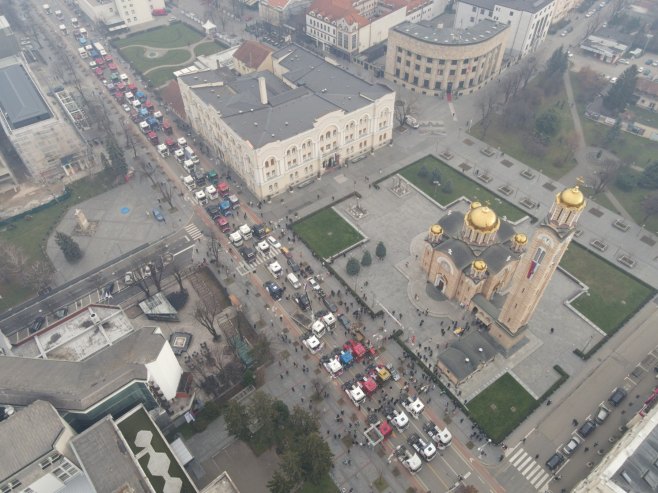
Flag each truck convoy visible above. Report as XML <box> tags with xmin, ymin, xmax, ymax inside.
<box><xmin>395</xmin><ymin>445</ymin><xmax>423</xmax><ymax>474</ymax></box>
<box><xmin>424</xmin><ymin>421</ymin><xmax>453</xmax><ymax>449</ymax></box>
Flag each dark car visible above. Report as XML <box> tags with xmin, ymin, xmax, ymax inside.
<box><xmin>609</xmin><ymin>388</ymin><xmax>627</xmax><ymax>407</ymax></box>
<box><xmin>29</xmin><ymin>316</ymin><xmax>46</xmax><ymax>334</ymax></box>
<box><xmin>287</xmin><ymin>258</ymin><xmax>300</xmax><ymax>273</ymax></box>
<box><xmin>321</xmin><ymin>296</ymin><xmax>338</xmax><ymax>313</ymax></box>
<box><xmin>205</xmin><ymin>205</ymin><xmax>221</xmax><ymax>219</ymax></box>
<box><xmin>239</xmin><ymin>246</ymin><xmax>256</xmax><ymax>263</ymax></box>
<box><xmin>53</xmin><ymin>307</ymin><xmax>69</xmax><ymax>319</ymax></box>
<box><xmin>545</xmin><ymin>452</ymin><xmax>565</xmax><ymax>471</ymax></box>
<box><xmin>294</xmin><ymin>293</ymin><xmax>311</xmax><ymax>311</ymax></box>
<box><xmin>338</xmin><ymin>314</ymin><xmax>351</xmax><ymax>331</ymax></box>
<box><xmin>264</xmin><ymin>281</ymin><xmax>283</xmax><ymax>300</ymax></box>
<box><xmin>103</xmin><ymin>281</ymin><xmax>115</xmax><ymax>297</ymax></box>
<box><xmin>578</xmin><ymin>419</ymin><xmax>596</xmax><ymax>438</ymax></box>
<box><xmin>315</xmin><ymin>309</ymin><xmax>329</xmax><ymax>318</ymax></box>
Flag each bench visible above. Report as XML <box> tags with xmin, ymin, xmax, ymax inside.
<box><xmin>498</xmin><ymin>185</ymin><xmax>513</xmax><ymax>196</ymax></box>
<box><xmin>480</xmin><ymin>147</ymin><xmax>496</xmax><ymax>157</ymax></box>
<box><xmin>612</xmin><ymin>219</ymin><xmax>630</xmax><ymax>232</ymax></box>
<box><xmin>617</xmin><ymin>255</ymin><xmax>636</xmax><ymax>268</ymax></box>
<box><xmin>520</xmin><ymin>169</ymin><xmax>535</xmax><ymax>180</ymax></box>
<box><xmin>590</xmin><ymin>239</ymin><xmax>608</xmax><ymax>252</ymax></box>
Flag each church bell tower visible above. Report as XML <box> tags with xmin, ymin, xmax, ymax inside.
<box><xmin>497</xmin><ymin>183</ymin><xmax>586</xmax><ymax>336</ymax></box>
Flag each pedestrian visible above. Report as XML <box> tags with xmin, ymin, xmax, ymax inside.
<box><xmin>291</xmin><ymin>386</ymin><xmax>295</xmax><ymax>392</ymax></box>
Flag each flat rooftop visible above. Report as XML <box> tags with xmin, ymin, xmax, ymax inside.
<box><xmin>179</xmin><ymin>44</ymin><xmax>392</xmax><ymax>148</ymax></box>
<box><xmin>393</xmin><ymin>19</ymin><xmax>508</xmax><ymax>45</ymax></box>
<box><xmin>13</xmin><ymin>305</ymin><xmax>135</xmax><ymax>361</ymax></box>
<box><xmin>0</xmin><ymin>58</ymin><xmax>52</xmax><ymax>130</ymax></box>
<box><xmin>458</xmin><ymin>0</ymin><xmax>554</xmax><ymax>13</ymax></box>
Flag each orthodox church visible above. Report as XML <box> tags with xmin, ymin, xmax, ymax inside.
<box><xmin>420</xmin><ymin>184</ymin><xmax>586</xmax><ymax>349</ymax></box>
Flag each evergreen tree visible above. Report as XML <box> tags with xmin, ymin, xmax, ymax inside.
<box><xmin>546</xmin><ymin>47</ymin><xmax>569</xmax><ymax>76</ymax></box>
<box><xmin>55</xmin><ymin>231</ymin><xmax>83</xmax><ymax>262</ymax></box>
<box><xmin>417</xmin><ymin>164</ymin><xmax>428</xmax><ymax>178</ymax></box>
<box><xmin>640</xmin><ymin>162</ymin><xmax>658</xmax><ymax>189</ymax></box>
<box><xmin>603</xmin><ymin>65</ymin><xmax>638</xmax><ymax>114</ymax></box>
<box><xmin>361</xmin><ymin>250</ymin><xmax>372</xmax><ymax>267</ymax></box>
<box><xmin>375</xmin><ymin>241</ymin><xmax>387</xmax><ymax>260</ymax></box>
<box><xmin>346</xmin><ymin>257</ymin><xmax>360</xmax><ymax>276</ymax></box>
<box><xmin>293</xmin><ymin>433</ymin><xmax>334</xmax><ymax>484</ymax></box>
<box><xmin>442</xmin><ymin>180</ymin><xmax>454</xmax><ymax>194</ymax></box>
<box><xmin>106</xmin><ymin>136</ymin><xmax>128</xmax><ymax>176</ymax></box>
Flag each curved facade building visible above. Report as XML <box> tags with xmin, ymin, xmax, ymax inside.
<box><xmin>384</xmin><ymin>19</ymin><xmax>509</xmax><ymax>96</ymax></box>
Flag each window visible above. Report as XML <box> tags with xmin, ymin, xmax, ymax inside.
<box><xmin>451</xmin><ymin>60</ymin><xmax>457</xmax><ymax>65</ymax></box>
<box><xmin>449</xmin><ymin>69</ymin><xmax>455</xmax><ymax>75</ymax></box>
<box><xmin>438</xmin><ymin>59</ymin><xmax>445</xmax><ymax>65</ymax></box>
<box><xmin>412</xmin><ymin>76</ymin><xmax>418</xmax><ymax>85</ymax></box>
<box><xmin>395</xmin><ymin>68</ymin><xmax>400</xmax><ymax>77</ymax></box>
<box><xmin>405</xmin><ymin>60</ymin><xmax>410</xmax><ymax>67</ymax></box>
<box><xmin>416</xmin><ymin>54</ymin><xmax>421</xmax><ymax>60</ymax></box>
<box><xmin>472</xmin><ymin>5</ymin><xmax>476</xmax><ymax>11</ymax></box>
<box><xmin>461</xmin><ymin>68</ymin><xmax>467</xmax><ymax>74</ymax></box>
<box><xmin>425</xmin><ymin>67</ymin><xmax>431</xmax><ymax>74</ymax></box>
<box><xmin>397</xmin><ymin>47</ymin><xmax>402</xmax><ymax>53</ymax></box>
<box><xmin>415</xmin><ymin>64</ymin><xmax>420</xmax><ymax>71</ymax></box>
<box><xmin>426</xmin><ymin>57</ymin><xmax>433</xmax><ymax>63</ymax></box>
<box><xmin>434</xmin><ymin>81</ymin><xmax>441</xmax><ymax>90</ymax></box>
<box><xmin>423</xmin><ymin>79</ymin><xmax>429</xmax><ymax>88</ymax></box>
<box><xmin>397</xmin><ymin>56</ymin><xmax>401</xmax><ymax>63</ymax></box>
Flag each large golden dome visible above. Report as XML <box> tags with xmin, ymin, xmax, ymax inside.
<box><xmin>557</xmin><ymin>186</ymin><xmax>586</xmax><ymax>210</ymax></box>
<box><xmin>466</xmin><ymin>204</ymin><xmax>500</xmax><ymax>232</ymax></box>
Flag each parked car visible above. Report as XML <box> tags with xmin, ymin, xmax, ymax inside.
<box><xmin>287</xmin><ymin>258</ymin><xmax>300</xmax><ymax>273</ymax></box>
<box><xmin>338</xmin><ymin>314</ymin><xmax>351</xmax><ymax>331</ymax></box>
<box><xmin>53</xmin><ymin>307</ymin><xmax>69</xmax><ymax>319</ymax></box>
<box><xmin>618</xmin><ymin>58</ymin><xmax>629</xmax><ymax>64</ymax></box>
<box><xmin>294</xmin><ymin>293</ymin><xmax>311</xmax><ymax>311</ymax></box>
<box><xmin>609</xmin><ymin>388</ymin><xmax>627</xmax><ymax>407</ymax></box>
<box><xmin>308</xmin><ymin>277</ymin><xmax>321</xmax><ymax>291</ymax></box>
<box><xmin>267</xmin><ymin>236</ymin><xmax>281</xmax><ymax>249</ymax></box>
<box><xmin>546</xmin><ymin>452</ymin><xmax>565</xmax><ymax>471</ymax></box>
<box><xmin>264</xmin><ymin>281</ymin><xmax>283</xmax><ymax>300</ymax></box>
<box><xmin>563</xmin><ymin>436</ymin><xmax>581</xmax><ymax>455</ymax></box>
<box><xmin>152</xmin><ymin>207</ymin><xmax>165</xmax><ymax>222</ymax></box>
<box><xmin>321</xmin><ymin>296</ymin><xmax>338</xmax><ymax>313</ymax></box>
<box><xmin>29</xmin><ymin>316</ymin><xmax>46</xmax><ymax>333</ymax></box>
<box><xmin>595</xmin><ymin>405</ymin><xmax>611</xmax><ymax>424</ymax></box>
<box><xmin>578</xmin><ymin>419</ymin><xmax>596</xmax><ymax>438</ymax></box>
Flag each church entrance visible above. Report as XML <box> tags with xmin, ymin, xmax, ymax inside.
<box><xmin>434</xmin><ymin>275</ymin><xmax>446</xmax><ymax>292</ymax></box>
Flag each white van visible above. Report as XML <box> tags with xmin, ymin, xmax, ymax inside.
<box><xmin>268</xmin><ymin>261</ymin><xmax>282</xmax><ymax>278</ymax></box>
<box><xmin>287</xmin><ymin>273</ymin><xmax>301</xmax><ymax>289</ymax></box>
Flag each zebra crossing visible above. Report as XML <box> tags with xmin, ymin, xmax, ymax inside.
<box><xmin>236</xmin><ymin>246</ymin><xmax>281</xmax><ymax>276</ymax></box>
<box><xmin>507</xmin><ymin>448</ymin><xmax>551</xmax><ymax>490</ymax></box>
<box><xmin>184</xmin><ymin>223</ymin><xmax>203</xmax><ymax>241</ymax></box>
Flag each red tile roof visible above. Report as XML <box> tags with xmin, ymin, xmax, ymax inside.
<box><xmin>263</xmin><ymin>0</ymin><xmax>291</xmax><ymax>9</ymax></box>
<box><xmin>309</xmin><ymin>0</ymin><xmax>369</xmax><ymax>26</ymax></box>
<box><xmin>233</xmin><ymin>40</ymin><xmax>273</xmax><ymax>70</ymax></box>
<box><xmin>636</xmin><ymin>78</ymin><xmax>658</xmax><ymax>98</ymax></box>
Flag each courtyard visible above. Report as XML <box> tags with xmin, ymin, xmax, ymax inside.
<box><xmin>114</xmin><ymin>23</ymin><xmax>227</xmax><ymax>88</ymax></box>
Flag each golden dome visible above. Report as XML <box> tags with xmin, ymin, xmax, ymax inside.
<box><xmin>470</xmin><ymin>201</ymin><xmax>482</xmax><ymax>210</ymax></box>
<box><xmin>557</xmin><ymin>186</ymin><xmax>586</xmax><ymax>209</ymax></box>
<box><xmin>473</xmin><ymin>260</ymin><xmax>487</xmax><ymax>272</ymax></box>
<box><xmin>514</xmin><ymin>233</ymin><xmax>528</xmax><ymax>245</ymax></box>
<box><xmin>466</xmin><ymin>204</ymin><xmax>500</xmax><ymax>232</ymax></box>
<box><xmin>430</xmin><ymin>224</ymin><xmax>443</xmax><ymax>235</ymax></box>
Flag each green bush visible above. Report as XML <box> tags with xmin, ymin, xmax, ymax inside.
<box><xmin>361</xmin><ymin>250</ymin><xmax>372</xmax><ymax>267</ymax></box>
<box><xmin>346</xmin><ymin>257</ymin><xmax>360</xmax><ymax>276</ymax></box>
<box><xmin>616</xmin><ymin>169</ymin><xmax>637</xmax><ymax>191</ymax></box>
<box><xmin>640</xmin><ymin>162</ymin><xmax>658</xmax><ymax>189</ymax></box>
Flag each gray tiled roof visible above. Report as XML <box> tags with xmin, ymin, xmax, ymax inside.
<box><xmin>393</xmin><ymin>19</ymin><xmax>508</xmax><ymax>46</ymax></box>
<box><xmin>0</xmin><ymin>328</ymin><xmax>165</xmax><ymax>411</ymax></box>
<box><xmin>0</xmin><ymin>401</ymin><xmax>64</xmax><ymax>482</ymax></box>
<box><xmin>0</xmin><ymin>61</ymin><xmax>51</xmax><ymax>130</ymax></box>
<box><xmin>438</xmin><ymin>331</ymin><xmax>497</xmax><ymax>380</ymax></box>
<box><xmin>457</xmin><ymin>0</ymin><xmax>554</xmax><ymax>13</ymax></box>
<box><xmin>72</xmin><ymin>417</ymin><xmax>151</xmax><ymax>493</ymax></box>
<box><xmin>181</xmin><ymin>44</ymin><xmax>393</xmax><ymax>148</ymax></box>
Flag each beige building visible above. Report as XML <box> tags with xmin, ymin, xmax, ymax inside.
<box><xmin>77</xmin><ymin>0</ymin><xmax>165</xmax><ymax>31</ymax></box>
<box><xmin>178</xmin><ymin>44</ymin><xmax>395</xmax><ymax>200</ymax></box>
<box><xmin>420</xmin><ymin>184</ymin><xmax>585</xmax><ymax>350</ymax></box>
<box><xmin>0</xmin><ymin>55</ymin><xmax>87</xmax><ymax>180</ymax></box>
<box><xmin>232</xmin><ymin>40</ymin><xmax>274</xmax><ymax>75</ymax></box>
<box><xmin>385</xmin><ymin>19</ymin><xmax>509</xmax><ymax>96</ymax></box>
<box><xmin>552</xmin><ymin>0</ymin><xmax>579</xmax><ymax>23</ymax></box>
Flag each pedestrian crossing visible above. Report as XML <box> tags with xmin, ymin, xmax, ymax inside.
<box><xmin>184</xmin><ymin>223</ymin><xmax>203</xmax><ymax>241</ymax></box>
<box><xmin>507</xmin><ymin>448</ymin><xmax>551</xmax><ymax>490</ymax></box>
<box><xmin>236</xmin><ymin>246</ymin><xmax>281</xmax><ymax>276</ymax></box>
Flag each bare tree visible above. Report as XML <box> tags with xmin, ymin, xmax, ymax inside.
<box><xmin>148</xmin><ymin>257</ymin><xmax>165</xmax><ymax>293</ymax></box>
<box><xmin>129</xmin><ymin>265</ymin><xmax>152</xmax><ymax>298</ymax></box>
<box><xmin>519</xmin><ymin>56</ymin><xmax>539</xmax><ymax>89</ymax></box>
<box><xmin>194</xmin><ymin>299</ymin><xmax>222</xmax><ymax>340</ymax></box>
<box><xmin>500</xmin><ymin>69</ymin><xmax>522</xmax><ymax>106</ymax></box>
<box><xmin>119</xmin><ymin>119</ymin><xmax>138</xmax><ymax>158</ymax></box>
<box><xmin>590</xmin><ymin>159</ymin><xmax>621</xmax><ymax>195</ymax></box>
<box><xmin>24</xmin><ymin>261</ymin><xmax>54</xmax><ymax>292</ymax></box>
<box><xmin>0</xmin><ymin>240</ymin><xmax>29</xmax><ymax>279</ymax></box>
<box><xmin>394</xmin><ymin>94</ymin><xmax>418</xmax><ymax>128</ymax></box>
<box><xmin>139</xmin><ymin>160</ymin><xmax>158</xmax><ymax>187</ymax></box>
<box><xmin>557</xmin><ymin>133</ymin><xmax>580</xmax><ymax>167</ymax></box>
<box><xmin>158</xmin><ymin>181</ymin><xmax>176</xmax><ymax>210</ymax></box>
<box><xmin>172</xmin><ymin>263</ymin><xmax>186</xmax><ymax>293</ymax></box>
<box><xmin>476</xmin><ymin>88</ymin><xmax>498</xmax><ymax>139</ymax></box>
<box><xmin>209</xmin><ymin>233</ymin><xmax>222</xmax><ymax>265</ymax></box>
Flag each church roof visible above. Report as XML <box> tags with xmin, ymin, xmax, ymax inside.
<box><xmin>438</xmin><ymin>331</ymin><xmax>497</xmax><ymax>381</ymax></box>
<box><xmin>480</xmin><ymin>243</ymin><xmax>520</xmax><ymax>272</ymax></box>
<box><xmin>436</xmin><ymin>238</ymin><xmax>474</xmax><ymax>270</ymax></box>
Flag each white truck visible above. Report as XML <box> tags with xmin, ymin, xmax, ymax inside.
<box><xmin>311</xmin><ymin>319</ymin><xmax>326</xmax><ymax>338</ymax></box>
<box><xmin>395</xmin><ymin>445</ymin><xmax>423</xmax><ymax>474</ymax></box>
<box><xmin>43</xmin><ymin>4</ymin><xmax>51</xmax><ymax>14</ymax></box>
<box><xmin>239</xmin><ymin>224</ymin><xmax>252</xmax><ymax>240</ymax></box>
<box><xmin>195</xmin><ymin>190</ymin><xmax>207</xmax><ymax>205</ymax></box>
<box><xmin>229</xmin><ymin>231</ymin><xmax>243</xmax><ymax>247</ymax></box>
<box><xmin>322</xmin><ymin>312</ymin><xmax>336</xmax><ymax>329</ymax></box>
<box><xmin>408</xmin><ymin>433</ymin><xmax>437</xmax><ymax>462</ymax></box>
<box><xmin>183</xmin><ymin>175</ymin><xmax>195</xmax><ymax>191</ymax></box>
<box><xmin>402</xmin><ymin>395</ymin><xmax>425</xmax><ymax>419</ymax></box>
<box><xmin>268</xmin><ymin>261</ymin><xmax>282</xmax><ymax>278</ymax></box>
<box><xmin>384</xmin><ymin>405</ymin><xmax>409</xmax><ymax>432</ymax></box>
<box><xmin>303</xmin><ymin>335</ymin><xmax>324</xmax><ymax>354</ymax></box>
<box><xmin>322</xmin><ymin>356</ymin><xmax>343</xmax><ymax>377</ymax></box>
<box><xmin>345</xmin><ymin>383</ymin><xmax>366</xmax><ymax>407</ymax></box>
<box><xmin>174</xmin><ymin>149</ymin><xmax>185</xmax><ymax>163</ymax></box>
<box><xmin>183</xmin><ymin>159</ymin><xmax>195</xmax><ymax>173</ymax></box>
<box><xmin>424</xmin><ymin>421</ymin><xmax>452</xmax><ymax>449</ymax></box>
<box><xmin>205</xmin><ymin>185</ymin><xmax>218</xmax><ymax>200</ymax></box>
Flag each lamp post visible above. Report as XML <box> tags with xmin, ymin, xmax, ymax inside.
<box><xmin>433</xmin><ymin>180</ymin><xmax>441</xmax><ymax>196</ymax></box>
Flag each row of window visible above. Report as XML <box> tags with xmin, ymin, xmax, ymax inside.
<box><xmin>396</xmin><ymin>57</ymin><xmax>485</xmax><ymax>76</ymax></box>
<box><xmin>396</xmin><ymin>47</ymin><xmax>482</xmax><ymax>65</ymax></box>
<box><xmin>394</xmin><ymin>70</ymin><xmax>483</xmax><ymax>90</ymax></box>
<box><xmin>307</xmin><ymin>17</ymin><xmax>336</xmax><ymax>34</ymax></box>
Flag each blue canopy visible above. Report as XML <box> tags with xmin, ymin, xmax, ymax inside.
<box><xmin>340</xmin><ymin>351</ymin><xmax>353</xmax><ymax>366</ymax></box>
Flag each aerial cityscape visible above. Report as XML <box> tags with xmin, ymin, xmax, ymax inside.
<box><xmin>0</xmin><ymin>0</ymin><xmax>657</xmax><ymax>491</ymax></box>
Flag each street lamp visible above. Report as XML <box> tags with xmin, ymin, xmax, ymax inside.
<box><xmin>433</xmin><ymin>180</ymin><xmax>441</xmax><ymax>196</ymax></box>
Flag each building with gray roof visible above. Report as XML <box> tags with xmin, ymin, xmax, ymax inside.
<box><xmin>454</xmin><ymin>0</ymin><xmax>556</xmax><ymax>58</ymax></box>
<box><xmin>0</xmin><ymin>400</ymin><xmax>94</xmax><ymax>492</ymax></box>
<box><xmin>178</xmin><ymin>43</ymin><xmax>395</xmax><ymax>200</ymax></box>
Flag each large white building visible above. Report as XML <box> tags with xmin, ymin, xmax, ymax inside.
<box><xmin>454</xmin><ymin>0</ymin><xmax>556</xmax><ymax>59</ymax></box>
<box><xmin>306</xmin><ymin>0</ymin><xmax>445</xmax><ymax>55</ymax></box>
<box><xmin>76</xmin><ymin>0</ymin><xmax>165</xmax><ymax>31</ymax></box>
<box><xmin>178</xmin><ymin>44</ymin><xmax>395</xmax><ymax>200</ymax></box>
<box><xmin>0</xmin><ymin>55</ymin><xmax>86</xmax><ymax>181</ymax></box>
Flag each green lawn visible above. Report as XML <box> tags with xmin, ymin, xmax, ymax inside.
<box><xmin>146</xmin><ymin>64</ymin><xmax>190</xmax><ymax>88</ymax></box>
<box><xmin>590</xmin><ymin>193</ymin><xmax>620</xmax><ymax>214</ymax></box>
<box><xmin>628</xmin><ymin>105</ymin><xmax>658</xmax><ymax>128</ymax></box>
<box><xmin>120</xmin><ymin>46</ymin><xmax>191</xmax><ymax>73</ymax></box>
<box><xmin>467</xmin><ymin>373</ymin><xmax>536</xmax><ymax>442</ymax></box>
<box><xmin>293</xmin><ymin>208</ymin><xmax>364</xmax><ymax>259</ymax></box>
<box><xmin>560</xmin><ymin>243</ymin><xmax>655</xmax><ymax>334</ymax></box>
<box><xmin>470</xmin><ymin>79</ymin><xmax>576</xmax><ymax>180</ymax></box>
<box><xmin>114</xmin><ymin>23</ymin><xmax>203</xmax><ymax>49</ymax></box>
<box><xmin>0</xmin><ymin>171</ymin><xmax>118</xmax><ymax>312</ymax></box>
<box><xmin>194</xmin><ymin>41</ymin><xmax>227</xmax><ymax>57</ymax></box>
<box><xmin>118</xmin><ymin>408</ymin><xmax>196</xmax><ymax>493</ymax></box>
<box><xmin>399</xmin><ymin>155</ymin><xmax>528</xmax><ymax>222</ymax></box>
